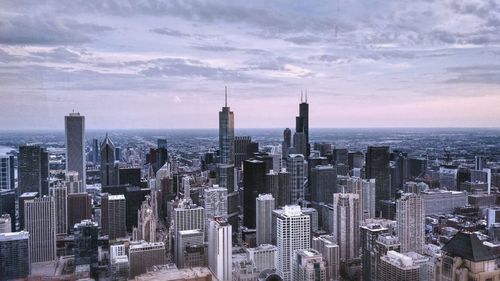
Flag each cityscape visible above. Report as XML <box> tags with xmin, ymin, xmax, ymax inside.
<box><xmin>2</xmin><ymin>1</ymin><xmax>500</xmax><ymax>281</ymax></box>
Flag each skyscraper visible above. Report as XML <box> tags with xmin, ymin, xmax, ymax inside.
<box><xmin>92</xmin><ymin>138</ymin><xmax>99</xmax><ymax>164</ymax></box>
<box><xmin>74</xmin><ymin>220</ymin><xmax>99</xmax><ymax>276</ymax></box>
<box><xmin>312</xmin><ymin>235</ymin><xmax>340</xmax><ymax>281</ymax></box>
<box><xmin>277</xmin><ymin>205</ymin><xmax>310</xmax><ymax>281</ymax></box>
<box><xmin>283</xmin><ymin>128</ymin><xmax>292</xmax><ymax>149</ymax></box>
<box><xmin>18</xmin><ymin>144</ymin><xmax>48</xmax><ymax>196</ymax></box>
<box><xmin>365</xmin><ymin>146</ymin><xmax>391</xmax><ymax>213</ymax></box>
<box><xmin>234</xmin><ymin>136</ymin><xmax>253</xmax><ymax>168</ymax></box>
<box><xmin>103</xmin><ymin>194</ymin><xmax>126</xmax><ymax>240</ymax></box>
<box><xmin>332</xmin><ymin>191</ymin><xmax>361</xmax><ymax>261</ymax></box>
<box><xmin>0</xmin><ymin>231</ymin><xmax>30</xmax><ymax>279</ymax></box>
<box><xmin>293</xmin><ymin>132</ymin><xmax>307</xmax><ymax>157</ymax></box>
<box><xmin>0</xmin><ymin>154</ymin><xmax>14</xmax><ymax>190</ymax></box>
<box><xmin>295</xmin><ymin>93</ymin><xmax>310</xmax><ymax>157</ymax></box>
<box><xmin>65</xmin><ymin>112</ymin><xmax>86</xmax><ymax>186</ymax></box>
<box><xmin>360</xmin><ymin>223</ymin><xmax>389</xmax><ymax>281</ymax></box>
<box><xmin>243</xmin><ymin>159</ymin><xmax>267</xmax><ymax>228</ymax></box>
<box><xmin>204</xmin><ymin>186</ymin><xmax>228</xmax><ymax>222</ymax></box>
<box><xmin>293</xmin><ymin>249</ymin><xmax>327</xmax><ymax>281</ymax></box>
<box><xmin>208</xmin><ymin>217</ymin><xmax>232</xmax><ymax>281</ymax></box>
<box><xmin>129</xmin><ymin>241</ymin><xmax>167</xmax><ymax>278</ymax></box>
<box><xmin>310</xmin><ymin>165</ymin><xmax>337</xmax><ymax>204</ymax></box>
<box><xmin>65</xmin><ymin>170</ymin><xmax>84</xmax><ymax>194</ymax></box>
<box><xmin>49</xmin><ymin>184</ymin><xmax>68</xmax><ymax>235</ymax></box>
<box><xmin>219</xmin><ymin>87</ymin><xmax>234</xmax><ymax>165</ymax></box>
<box><xmin>100</xmin><ymin>134</ymin><xmax>117</xmax><ymax>187</ymax></box>
<box><xmin>256</xmin><ymin>194</ymin><xmax>275</xmax><ymax>246</ymax></box>
<box><xmin>25</xmin><ymin>196</ymin><xmax>56</xmax><ymax>263</ymax></box>
<box><xmin>68</xmin><ymin>192</ymin><xmax>92</xmax><ymax>232</ymax></box>
<box><xmin>157</xmin><ymin>138</ymin><xmax>168</xmax><ymax>171</ymax></box>
<box><xmin>396</xmin><ymin>193</ymin><xmax>424</xmax><ymax>254</ymax></box>
<box><xmin>216</xmin><ymin>164</ymin><xmax>235</xmax><ymax>191</ymax></box>
<box><xmin>287</xmin><ymin>154</ymin><xmax>305</xmax><ymax>203</ymax></box>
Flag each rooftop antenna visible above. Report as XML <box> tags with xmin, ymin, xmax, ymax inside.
<box><xmin>301</xmin><ymin>90</ymin><xmax>304</xmax><ymax>103</ymax></box>
<box><xmin>225</xmin><ymin>86</ymin><xmax>228</xmax><ymax>107</ymax></box>
<box><xmin>305</xmin><ymin>89</ymin><xmax>308</xmax><ymax>103</ymax></box>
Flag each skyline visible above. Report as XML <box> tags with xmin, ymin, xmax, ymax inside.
<box><xmin>1</xmin><ymin>0</ymin><xmax>500</xmax><ymax>129</ymax></box>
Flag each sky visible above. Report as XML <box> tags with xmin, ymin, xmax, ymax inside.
<box><xmin>0</xmin><ymin>0</ymin><xmax>499</xmax><ymax>130</ymax></box>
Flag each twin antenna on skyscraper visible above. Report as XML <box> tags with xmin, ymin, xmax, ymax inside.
<box><xmin>224</xmin><ymin>86</ymin><xmax>228</xmax><ymax>107</ymax></box>
<box><xmin>301</xmin><ymin>90</ymin><xmax>308</xmax><ymax>103</ymax></box>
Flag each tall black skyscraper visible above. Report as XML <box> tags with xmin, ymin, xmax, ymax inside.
<box><xmin>243</xmin><ymin>159</ymin><xmax>266</xmax><ymax>229</ymax></box>
<box><xmin>365</xmin><ymin>146</ymin><xmax>391</xmax><ymax>213</ymax></box>
<box><xmin>157</xmin><ymin>138</ymin><xmax>168</xmax><ymax>171</ymax></box>
<box><xmin>65</xmin><ymin>112</ymin><xmax>86</xmax><ymax>185</ymax></box>
<box><xmin>295</xmin><ymin>92</ymin><xmax>309</xmax><ymax>157</ymax></box>
<box><xmin>100</xmin><ymin>135</ymin><xmax>117</xmax><ymax>187</ymax></box>
<box><xmin>283</xmin><ymin>128</ymin><xmax>291</xmax><ymax>149</ymax></box>
<box><xmin>18</xmin><ymin>145</ymin><xmax>48</xmax><ymax>196</ymax></box>
<box><xmin>219</xmin><ymin>87</ymin><xmax>234</xmax><ymax>165</ymax></box>
<box><xmin>92</xmin><ymin>138</ymin><xmax>99</xmax><ymax>164</ymax></box>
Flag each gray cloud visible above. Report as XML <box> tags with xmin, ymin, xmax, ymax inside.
<box><xmin>444</xmin><ymin>65</ymin><xmax>500</xmax><ymax>84</ymax></box>
<box><xmin>0</xmin><ymin>15</ymin><xmax>113</xmax><ymax>45</ymax></box>
<box><xmin>150</xmin><ymin>28</ymin><xmax>191</xmax><ymax>37</ymax></box>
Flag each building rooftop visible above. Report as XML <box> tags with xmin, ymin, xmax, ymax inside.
<box><xmin>0</xmin><ymin>231</ymin><xmax>29</xmax><ymax>241</ymax></box>
<box><xmin>442</xmin><ymin>232</ymin><xmax>499</xmax><ymax>262</ymax></box>
<box><xmin>108</xmin><ymin>194</ymin><xmax>125</xmax><ymax>200</ymax></box>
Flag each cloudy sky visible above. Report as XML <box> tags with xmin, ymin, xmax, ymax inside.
<box><xmin>1</xmin><ymin>0</ymin><xmax>499</xmax><ymax>130</ymax></box>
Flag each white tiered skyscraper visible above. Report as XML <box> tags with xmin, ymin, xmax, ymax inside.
<box><xmin>65</xmin><ymin>112</ymin><xmax>86</xmax><ymax>187</ymax></box>
<box><xmin>277</xmin><ymin>205</ymin><xmax>310</xmax><ymax>281</ymax></box>
<box><xmin>25</xmin><ymin>197</ymin><xmax>56</xmax><ymax>263</ymax></box>
<box><xmin>208</xmin><ymin>217</ymin><xmax>232</xmax><ymax>281</ymax></box>
<box><xmin>332</xmin><ymin>190</ymin><xmax>361</xmax><ymax>260</ymax></box>
<box><xmin>396</xmin><ymin>193</ymin><xmax>425</xmax><ymax>253</ymax></box>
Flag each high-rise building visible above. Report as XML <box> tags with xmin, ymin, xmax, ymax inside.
<box><xmin>216</xmin><ymin>164</ymin><xmax>235</xmax><ymax>191</ymax></box>
<box><xmin>0</xmin><ymin>154</ymin><xmax>14</xmax><ymax>190</ymax></box>
<box><xmin>19</xmin><ymin>192</ymin><xmax>37</xmax><ymax>230</ymax></box>
<box><xmin>243</xmin><ymin>159</ymin><xmax>267</xmax><ymax>228</ymax></box>
<box><xmin>25</xmin><ymin>196</ymin><xmax>56</xmax><ymax>263</ymax></box>
<box><xmin>204</xmin><ymin>186</ymin><xmax>227</xmax><ymax>222</ymax></box>
<box><xmin>68</xmin><ymin>193</ymin><xmax>92</xmax><ymax>232</ymax></box>
<box><xmin>348</xmin><ymin>151</ymin><xmax>364</xmax><ymax>171</ymax></box>
<box><xmin>0</xmin><ymin>231</ymin><xmax>30</xmax><ymax>279</ymax></box>
<box><xmin>92</xmin><ymin>138</ymin><xmax>99</xmax><ymax>164</ymax></box>
<box><xmin>65</xmin><ymin>170</ymin><xmax>84</xmax><ymax>193</ymax></box>
<box><xmin>49</xmin><ymin>184</ymin><xmax>68</xmax><ymax>235</ymax></box>
<box><xmin>219</xmin><ymin>88</ymin><xmax>234</xmax><ymax>165</ymax></box>
<box><xmin>208</xmin><ymin>217</ymin><xmax>232</xmax><ymax>281</ymax></box>
<box><xmin>65</xmin><ymin>112</ymin><xmax>86</xmax><ymax>186</ymax></box>
<box><xmin>157</xmin><ymin>138</ymin><xmax>168</xmax><ymax>171</ymax></box>
<box><xmin>136</xmin><ymin>196</ymin><xmax>156</xmax><ymax>243</ymax></box>
<box><xmin>347</xmin><ymin>177</ymin><xmax>376</xmax><ymax>220</ymax></box>
<box><xmin>293</xmin><ymin>132</ymin><xmax>308</xmax><ymax>157</ymax></box>
<box><xmin>332</xmin><ymin>191</ymin><xmax>360</xmax><ymax>260</ymax></box>
<box><xmin>277</xmin><ymin>205</ymin><xmax>310</xmax><ymax>281</ymax></box>
<box><xmin>312</xmin><ymin>235</ymin><xmax>340</xmax><ymax>281</ymax></box>
<box><xmin>246</xmin><ymin>244</ymin><xmax>277</xmax><ymax>272</ymax></box>
<box><xmin>173</xmin><ymin>203</ymin><xmax>205</xmax><ymax>264</ymax></box>
<box><xmin>365</xmin><ymin>146</ymin><xmax>391</xmax><ymax>213</ymax></box>
<box><xmin>310</xmin><ymin>165</ymin><xmax>337</xmax><ymax>204</ymax></box>
<box><xmin>103</xmin><ymin>194</ymin><xmax>126</xmax><ymax>240</ymax></box>
<box><xmin>396</xmin><ymin>193</ymin><xmax>424</xmax><ymax>254</ymax></box>
<box><xmin>18</xmin><ymin>144</ymin><xmax>48</xmax><ymax>196</ymax></box>
<box><xmin>379</xmin><ymin>251</ymin><xmax>420</xmax><ymax>281</ymax></box>
<box><xmin>110</xmin><ymin>244</ymin><xmax>129</xmax><ymax>281</ymax></box>
<box><xmin>129</xmin><ymin>241</ymin><xmax>167</xmax><ymax>278</ymax></box>
<box><xmin>295</xmin><ymin>94</ymin><xmax>309</xmax><ymax>157</ymax></box>
<box><xmin>176</xmin><ymin>229</ymin><xmax>206</xmax><ymax>268</ymax></box>
<box><xmin>100</xmin><ymin>134</ymin><xmax>117</xmax><ymax>187</ymax></box>
<box><xmin>283</xmin><ymin>128</ymin><xmax>292</xmax><ymax>149</ymax></box>
<box><xmin>287</xmin><ymin>154</ymin><xmax>305</xmax><ymax>203</ymax></box>
<box><xmin>256</xmin><ymin>194</ymin><xmax>275</xmax><ymax>245</ymax></box>
<box><xmin>293</xmin><ymin>249</ymin><xmax>326</xmax><ymax>281</ymax></box>
<box><xmin>234</xmin><ymin>136</ymin><xmax>253</xmax><ymax>168</ymax></box>
<box><xmin>73</xmin><ymin>220</ymin><xmax>98</xmax><ymax>275</ymax></box>
<box><xmin>0</xmin><ymin>189</ymin><xmax>15</xmax><ymax>231</ymax></box>
<box><xmin>360</xmin><ymin>223</ymin><xmax>389</xmax><ymax>281</ymax></box>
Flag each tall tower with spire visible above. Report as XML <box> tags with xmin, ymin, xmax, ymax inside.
<box><xmin>100</xmin><ymin>134</ymin><xmax>117</xmax><ymax>187</ymax></box>
<box><xmin>219</xmin><ymin>87</ymin><xmax>235</xmax><ymax>165</ymax></box>
<box><xmin>295</xmin><ymin>90</ymin><xmax>310</xmax><ymax>157</ymax></box>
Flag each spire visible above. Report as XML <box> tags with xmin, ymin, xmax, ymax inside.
<box><xmin>305</xmin><ymin>89</ymin><xmax>308</xmax><ymax>103</ymax></box>
<box><xmin>225</xmin><ymin>86</ymin><xmax>227</xmax><ymax>107</ymax></box>
<box><xmin>301</xmin><ymin>90</ymin><xmax>303</xmax><ymax>103</ymax></box>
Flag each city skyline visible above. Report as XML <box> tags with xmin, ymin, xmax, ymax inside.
<box><xmin>1</xmin><ymin>1</ymin><xmax>500</xmax><ymax>129</ymax></box>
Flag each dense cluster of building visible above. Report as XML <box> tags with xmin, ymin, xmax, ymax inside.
<box><xmin>1</xmin><ymin>93</ymin><xmax>500</xmax><ymax>281</ymax></box>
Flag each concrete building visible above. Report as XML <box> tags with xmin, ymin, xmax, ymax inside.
<box><xmin>332</xmin><ymin>191</ymin><xmax>360</xmax><ymax>260</ymax></box>
<box><xmin>293</xmin><ymin>249</ymin><xmax>326</xmax><ymax>281</ymax></box>
<box><xmin>176</xmin><ymin>229</ymin><xmax>206</xmax><ymax>268</ymax></box>
<box><xmin>277</xmin><ymin>205</ymin><xmax>310</xmax><ymax>281</ymax></box>
<box><xmin>105</xmin><ymin>194</ymin><xmax>127</xmax><ymax>240</ymax></box>
<box><xmin>25</xmin><ymin>196</ymin><xmax>56</xmax><ymax>263</ymax></box>
<box><xmin>396</xmin><ymin>193</ymin><xmax>424</xmax><ymax>253</ymax></box>
<box><xmin>256</xmin><ymin>194</ymin><xmax>275</xmax><ymax>246</ymax></box>
<box><xmin>0</xmin><ymin>213</ymin><xmax>12</xmax><ymax>233</ymax></box>
<box><xmin>287</xmin><ymin>154</ymin><xmax>305</xmax><ymax>203</ymax></box>
<box><xmin>246</xmin><ymin>244</ymin><xmax>277</xmax><ymax>272</ymax></box>
<box><xmin>379</xmin><ymin>251</ymin><xmax>420</xmax><ymax>281</ymax></box>
<box><xmin>0</xmin><ymin>231</ymin><xmax>30</xmax><ymax>279</ymax></box>
<box><xmin>203</xmin><ymin>186</ymin><xmax>227</xmax><ymax>221</ymax></box>
<box><xmin>310</xmin><ymin>165</ymin><xmax>337</xmax><ymax>204</ymax></box>
<box><xmin>49</xmin><ymin>184</ymin><xmax>68</xmax><ymax>235</ymax></box>
<box><xmin>420</xmin><ymin>189</ymin><xmax>467</xmax><ymax>215</ymax></box>
<box><xmin>360</xmin><ymin>223</ymin><xmax>389</xmax><ymax>281</ymax></box>
<box><xmin>129</xmin><ymin>241</ymin><xmax>166</xmax><ymax>278</ymax></box>
<box><xmin>365</xmin><ymin>146</ymin><xmax>391</xmax><ymax>213</ymax></box>
<box><xmin>134</xmin><ymin>265</ymin><xmax>213</xmax><ymax>281</ymax></box>
<box><xmin>110</xmin><ymin>244</ymin><xmax>129</xmax><ymax>281</ymax></box>
<box><xmin>0</xmin><ymin>154</ymin><xmax>14</xmax><ymax>190</ymax></box>
<box><xmin>65</xmin><ymin>170</ymin><xmax>84</xmax><ymax>194</ymax></box>
<box><xmin>207</xmin><ymin>217</ymin><xmax>232</xmax><ymax>281</ymax></box>
<box><xmin>347</xmin><ymin>177</ymin><xmax>376</xmax><ymax>220</ymax></box>
<box><xmin>312</xmin><ymin>235</ymin><xmax>340</xmax><ymax>281</ymax></box>
<box><xmin>18</xmin><ymin>145</ymin><xmax>49</xmax><ymax>196</ymax></box>
<box><xmin>68</xmin><ymin>192</ymin><xmax>92</xmax><ymax>231</ymax></box>
<box><xmin>65</xmin><ymin>112</ymin><xmax>86</xmax><ymax>186</ymax></box>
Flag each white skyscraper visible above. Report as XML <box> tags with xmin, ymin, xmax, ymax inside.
<box><xmin>287</xmin><ymin>154</ymin><xmax>305</xmax><ymax>203</ymax></box>
<box><xmin>347</xmin><ymin>177</ymin><xmax>376</xmax><ymax>220</ymax></box>
<box><xmin>65</xmin><ymin>112</ymin><xmax>86</xmax><ymax>186</ymax></box>
<box><xmin>332</xmin><ymin>191</ymin><xmax>360</xmax><ymax>261</ymax></box>
<box><xmin>49</xmin><ymin>184</ymin><xmax>68</xmax><ymax>235</ymax></box>
<box><xmin>25</xmin><ymin>196</ymin><xmax>56</xmax><ymax>263</ymax></box>
<box><xmin>256</xmin><ymin>194</ymin><xmax>275</xmax><ymax>246</ymax></box>
<box><xmin>396</xmin><ymin>193</ymin><xmax>425</xmax><ymax>253</ymax></box>
<box><xmin>277</xmin><ymin>205</ymin><xmax>311</xmax><ymax>281</ymax></box>
<box><xmin>65</xmin><ymin>171</ymin><xmax>84</xmax><ymax>194</ymax></box>
<box><xmin>203</xmin><ymin>186</ymin><xmax>228</xmax><ymax>221</ymax></box>
<box><xmin>293</xmin><ymin>249</ymin><xmax>327</xmax><ymax>281</ymax></box>
<box><xmin>208</xmin><ymin>217</ymin><xmax>232</xmax><ymax>281</ymax></box>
